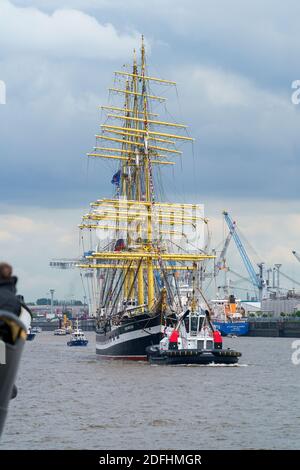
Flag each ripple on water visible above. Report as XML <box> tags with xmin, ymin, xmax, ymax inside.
<box><xmin>1</xmin><ymin>334</ymin><xmax>299</xmax><ymax>449</ymax></box>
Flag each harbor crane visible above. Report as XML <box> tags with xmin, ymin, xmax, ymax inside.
<box><xmin>292</xmin><ymin>251</ymin><xmax>300</xmax><ymax>263</ymax></box>
<box><xmin>223</xmin><ymin>211</ymin><xmax>265</xmax><ymax>300</ymax></box>
<box><xmin>214</xmin><ymin>220</ymin><xmax>236</xmax><ymax>276</ymax></box>
<box><xmin>49</xmin><ymin>256</ymin><xmax>97</xmax><ymax>316</ymax></box>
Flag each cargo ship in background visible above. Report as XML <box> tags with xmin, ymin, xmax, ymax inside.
<box><xmin>210</xmin><ymin>294</ymin><xmax>249</xmax><ymax>336</ymax></box>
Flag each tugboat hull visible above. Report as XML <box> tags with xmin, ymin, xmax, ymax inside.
<box><xmin>146</xmin><ymin>345</ymin><xmax>241</xmax><ymax>365</ymax></box>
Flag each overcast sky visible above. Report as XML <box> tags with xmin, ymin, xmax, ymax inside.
<box><xmin>1</xmin><ymin>0</ymin><xmax>300</xmax><ymax>301</ymax></box>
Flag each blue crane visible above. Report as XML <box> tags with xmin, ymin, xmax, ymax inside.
<box><xmin>223</xmin><ymin>211</ymin><xmax>264</xmax><ymax>299</ymax></box>
<box><xmin>214</xmin><ymin>221</ymin><xmax>235</xmax><ymax>275</ymax></box>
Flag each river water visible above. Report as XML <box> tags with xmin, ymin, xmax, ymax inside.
<box><xmin>1</xmin><ymin>333</ymin><xmax>299</xmax><ymax>450</ymax></box>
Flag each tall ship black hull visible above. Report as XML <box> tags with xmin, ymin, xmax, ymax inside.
<box><xmin>96</xmin><ymin>313</ymin><xmax>162</xmax><ymax>360</ymax></box>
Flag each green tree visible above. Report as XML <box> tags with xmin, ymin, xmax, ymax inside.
<box><xmin>36</xmin><ymin>298</ymin><xmax>50</xmax><ymax>305</ymax></box>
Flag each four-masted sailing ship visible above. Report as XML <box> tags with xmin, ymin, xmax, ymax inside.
<box><xmin>78</xmin><ymin>37</ymin><xmax>213</xmax><ymax>359</ymax></box>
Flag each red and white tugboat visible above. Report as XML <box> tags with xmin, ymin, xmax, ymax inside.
<box><xmin>146</xmin><ymin>309</ymin><xmax>241</xmax><ymax>365</ymax></box>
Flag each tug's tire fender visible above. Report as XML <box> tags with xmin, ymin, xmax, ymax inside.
<box><xmin>165</xmin><ymin>349</ymin><xmax>202</xmax><ymax>357</ymax></box>
<box><xmin>212</xmin><ymin>349</ymin><xmax>241</xmax><ymax>358</ymax></box>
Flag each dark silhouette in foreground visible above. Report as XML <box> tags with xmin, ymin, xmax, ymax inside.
<box><xmin>0</xmin><ymin>262</ymin><xmax>30</xmax><ymax>438</ymax></box>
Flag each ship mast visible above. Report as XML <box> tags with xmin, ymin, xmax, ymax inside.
<box><xmin>140</xmin><ymin>35</ymin><xmax>155</xmax><ymax>309</ymax></box>
<box><xmin>79</xmin><ymin>37</ymin><xmax>214</xmax><ymax>316</ymax></box>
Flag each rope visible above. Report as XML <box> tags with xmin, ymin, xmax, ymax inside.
<box><xmin>109</xmin><ymin>261</ymin><xmax>133</xmax><ymax>317</ymax></box>
<box><xmin>126</xmin><ymin>258</ymin><xmax>143</xmax><ymax>306</ymax></box>
<box><xmin>80</xmin><ymin>271</ymin><xmax>88</xmax><ymax>306</ymax></box>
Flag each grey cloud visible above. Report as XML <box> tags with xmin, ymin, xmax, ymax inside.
<box><xmin>0</xmin><ymin>1</ymin><xmax>140</xmax><ymax>60</ymax></box>
<box><xmin>1</xmin><ymin>48</ymin><xmax>300</xmax><ymax>206</ymax></box>
<box><xmin>1</xmin><ymin>0</ymin><xmax>300</xmax><ymax>300</ymax></box>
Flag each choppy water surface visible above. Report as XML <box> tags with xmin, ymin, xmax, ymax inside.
<box><xmin>1</xmin><ymin>334</ymin><xmax>300</xmax><ymax>449</ymax></box>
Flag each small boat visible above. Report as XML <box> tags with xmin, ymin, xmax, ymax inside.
<box><xmin>26</xmin><ymin>326</ymin><xmax>36</xmax><ymax>341</ymax></box>
<box><xmin>146</xmin><ymin>309</ymin><xmax>241</xmax><ymax>365</ymax></box>
<box><xmin>31</xmin><ymin>326</ymin><xmax>42</xmax><ymax>334</ymax></box>
<box><xmin>54</xmin><ymin>328</ymin><xmax>67</xmax><ymax>336</ymax></box>
<box><xmin>67</xmin><ymin>320</ymin><xmax>88</xmax><ymax>347</ymax></box>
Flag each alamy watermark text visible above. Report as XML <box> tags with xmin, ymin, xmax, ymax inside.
<box><xmin>0</xmin><ymin>80</ymin><xmax>6</xmax><ymax>104</ymax></box>
<box><xmin>291</xmin><ymin>80</ymin><xmax>300</xmax><ymax>104</ymax></box>
<box><xmin>291</xmin><ymin>340</ymin><xmax>300</xmax><ymax>365</ymax></box>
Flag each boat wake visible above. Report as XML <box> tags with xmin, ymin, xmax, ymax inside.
<box><xmin>151</xmin><ymin>363</ymin><xmax>248</xmax><ymax>367</ymax></box>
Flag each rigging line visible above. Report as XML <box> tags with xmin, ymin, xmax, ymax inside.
<box><xmin>161</xmin><ymin>95</ymin><xmax>188</xmax><ymax>203</ymax></box>
<box><xmin>280</xmin><ymin>271</ymin><xmax>300</xmax><ymax>287</ymax></box>
<box><xmin>203</xmin><ymin>275</ymin><xmax>215</xmax><ymax>295</ymax></box>
<box><xmin>146</xmin><ymin>80</ymin><xmax>171</xmax><ymax>102</ymax></box>
<box><xmin>228</xmin><ymin>285</ymin><xmax>257</xmax><ymax>293</ymax></box>
<box><xmin>86</xmin><ymin>145</ymin><xmax>91</xmax><ymax>190</ymax></box>
<box><xmin>155</xmin><ymin>251</ymin><xmax>176</xmax><ymax>309</ymax></box>
<box><xmin>205</xmin><ymin>221</ymin><xmax>212</xmax><ymax>253</ymax></box>
<box><xmin>185</xmin><ymin>235</ymin><xmax>208</xmax><ymax>255</ymax></box>
<box><xmin>175</xmin><ymin>84</ymin><xmax>184</xmax><ymax>128</ymax></box>
<box><xmin>94</xmin><ymin>272</ymin><xmax>103</xmax><ymax>311</ymax></box>
<box><xmin>78</xmin><ymin>229</ymin><xmax>83</xmax><ymax>258</ymax></box>
<box><xmin>168</xmin><ymin>237</ymin><xmax>206</xmax><ymax>256</ymax></box>
<box><xmin>90</xmin><ymin>268</ymin><xmax>97</xmax><ymax>311</ymax></box>
<box><xmin>97</xmin><ymin>240</ymin><xmax>116</xmax><ymax>252</ymax></box>
<box><xmin>163</xmin><ymin>99</ymin><xmax>192</xmax><ymax>141</ymax></box>
<box><xmin>108</xmin><ymin>263</ymin><xmax>130</xmax><ymax>317</ymax></box>
<box><xmin>89</xmin><ymin>228</ymin><xmax>93</xmax><ymax>251</ymax></box>
<box><xmin>80</xmin><ymin>271</ymin><xmax>88</xmax><ymax>305</ymax></box>
<box><xmin>109</xmin><ymin>261</ymin><xmax>134</xmax><ymax>318</ymax></box>
<box><xmin>81</xmin><ymin>231</ymin><xmax>86</xmax><ymax>254</ymax></box>
<box><xmin>100</xmin><ymin>267</ymin><xmax>109</xmax><ymax>307</ymax></box>
<box><xmin>167</xmin><ymin>238</ymin><xmax>189</xmax><ymax>254</ymax></box>
<box><xmin>191</xmin><ymin>141</ymin><xmax>197</xmax><ymax>203</ymax></box>
<box><xmin>227</xmin><ymin>268</ymin><xmax>252</xmax><ymax>284</ymax></box>
<box><xmin>166</xmin><ymin>272</ymin><xmax>177</xmax><ymax>309</ymax></box>
<box><xmin>85</xmin><ymin>271</ymin><xmax>93</xmax><ymax>307</ymax></box>
<box><xmin>236</xmin><ymin>225</ymin><xmax>263</xmax><ymax>265</ymax></box>
<box><xmin>122</xmin><ymin>258</ymin><xmax>144</xmax><ymax>314</ymax></box>
<box><xmin>195</xmin><ymin>286</ymin><xmax>213</xmax><ymax>316</ymax></box>
<box><xmin>103</xmin><ymin>270</ymin><xmax>114</xmax><ymax>315</ymax></box>
<box><xmin>172</xmin><ymin>269</ymin><xmax>183</xmax><ymax>311</ymax></box>
<box><xmin>103</xmin><ymin>261</ymin><xmax>118</xmax><ymax>308</ymax></box>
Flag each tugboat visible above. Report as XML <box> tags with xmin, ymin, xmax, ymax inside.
<box><xmin>54</xmin><ymin>327</ymin><xmax>67</xmax><ymax>336</ymax></box>
<box><xmin>67</xmin><ymin>319</ymin><xmax>88</xmax><ymax>347</ymax></box>
<box><xmin>31</xmin><ymin>326</ymin><xmax>42</xmax><ymax>334</ymax></box>
<box><xmin>146</xmin><ymin>308</ymin><xmax>241</xmax><ymax>365</ymax></box>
